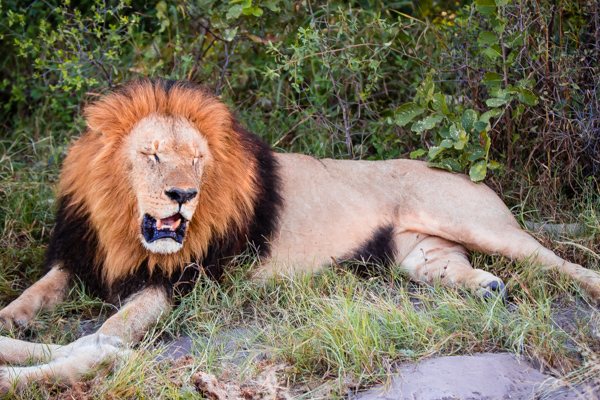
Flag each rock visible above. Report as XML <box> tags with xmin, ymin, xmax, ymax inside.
<box><xmin>354</xmin><ymin>353</ymin><xmax>593</xmax><ymax>400</ymax></box>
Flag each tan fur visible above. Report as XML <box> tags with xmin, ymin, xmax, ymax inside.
<box><xmin>260</xmin><ymin>154</ymin><xmax>600</xmax><ymax>299</ymax></box>
<box><xmin>59</xmin><ymin>81</ymin><xmax>259</xmax><ymax>284</ymax></box>
<box><xmin>1</xmin><ymin>81</ymin><xmax>600</xmax><ymax>393</ymax></box>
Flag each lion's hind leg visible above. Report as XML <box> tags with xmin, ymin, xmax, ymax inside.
<box><xmin>467</xmin><ymin>226</ymin><xmax>600</xmax><ymax>304</ymax></box>
<box><xmin>399</xmin><ymin>236</ymin><xmax>506</xmax><ymax>298</ymax></box>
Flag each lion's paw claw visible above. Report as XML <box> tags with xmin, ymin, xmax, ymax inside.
<box><xmin>482</xmin><ymin>280</ymin><xmax>507</xmax><ymax>302</ymax></box>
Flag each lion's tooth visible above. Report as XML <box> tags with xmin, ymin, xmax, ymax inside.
<box><xmin>172</xmin><ymin>219</ymin><xmax>181</xmax><ymax>230</ymax></box>
<box><xmin>156</xmin><ymin>219</ymin><xmax>163</xmax><ymax>229</ymax></box>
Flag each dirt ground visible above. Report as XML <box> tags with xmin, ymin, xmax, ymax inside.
<box><xmin>157</xmin><ymin>334</ymin><xmax>598</xmax><ymax>400</ymax></box>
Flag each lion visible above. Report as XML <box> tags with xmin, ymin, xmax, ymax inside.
<box><xmin>1</xmin><ymin>80</ymin><xmax>599</xmax><ymax>392</ymax></box>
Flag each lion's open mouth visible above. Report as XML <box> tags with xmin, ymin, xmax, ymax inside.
<box><xmin>142</xmin><ymin>213</ymin><xmax>187</xmax><ymax>244</ymax></box>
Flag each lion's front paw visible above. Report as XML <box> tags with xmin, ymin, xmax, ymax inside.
<box><xmin>0</xmin><ymin>303</ymin><xmax>35</xmax><ymax>331</ymax></box>
<box><xmin>577</xmin><ymin>268</ymin><xmax>600</xmax><ymax>306</ymax></box>
<box><xmin>581</xmin><ymin>278</ymin><xmax>600</xmax><ymax>307</ymax></box>
<box><xmin>0</xmin><ymin>309</ymin><xmax>32</xmax><ymax>331</ymax></box>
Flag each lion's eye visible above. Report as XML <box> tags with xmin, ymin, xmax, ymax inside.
<box><xmin>154</xmin><ymin>154</ymin><xmax>160</xmax><ymax>163</ymax></box>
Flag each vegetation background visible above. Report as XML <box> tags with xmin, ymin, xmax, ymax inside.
<box><xmin>0</xmin><ymin>0</ymin><xmax>599</xmax><ymax>398</ymax></box>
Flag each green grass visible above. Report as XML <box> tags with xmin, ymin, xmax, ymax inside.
<box><xmin>5</xmin><ymin>260</ymin><xmax>600</xmax><ymax>398</ymax></box>
<box><xmin>1</xmin><ymin>120</ymin><xmax>600</xmax><ymax>399</ymax></box>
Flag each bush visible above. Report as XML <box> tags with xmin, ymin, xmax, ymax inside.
<box><xmin>0</xmin><ymin>0</ymin><xmax>598</xmax><ymax>188</ymax></box>
<box><xmin>393</xmin><ymin>0</ymin><xmax>600</xmax><ymax>184</ymax></box>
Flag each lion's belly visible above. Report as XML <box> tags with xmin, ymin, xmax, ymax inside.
<box><xmin>254</xmin><ymin>153</ymin><xmax>422</xmax><ymax>279</ymax></box>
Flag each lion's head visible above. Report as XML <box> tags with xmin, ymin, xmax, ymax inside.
<box><xmin>125</xmin><ymin>115</ymin><xmax>210</xmax><ymax>255</ymax></box>
<box><xmin>57</xmin><ymin>80</ymin><xmax>260</xmax><ymax>285</ymax></box>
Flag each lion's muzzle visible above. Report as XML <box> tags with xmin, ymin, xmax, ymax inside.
<box><xmin>142</xmin><ymin>213</ymin><xmax>187</xmax><ymax>244</ymax></box>
<box><xmin>165</xmin><ymin>188</ymin><xmax>197</xmax><ymax>205</ymax></box>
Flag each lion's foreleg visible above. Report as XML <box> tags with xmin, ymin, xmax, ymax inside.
<box><xmin>96</xmin><ymin>285</ymin><xmax>172</xmax><ymax>343</ymax></box>
<box><xmin>0</xmin><ymin>334</ymin><xmax>128</xmax><ymax>393</ymax></box>
<box><xmin>0</xmin><ymin>285</ymin><xmax>171</xmax><ymax>393</ymax></box>
<box><xmin>0</xmin><ymin>336</ymin><xmax>63</xmax><ymax>365</ymax></box>
<box><xmin>0</xmin><ymin>265</ymin><xmax>71</xmax><ymax>331</ymax></box>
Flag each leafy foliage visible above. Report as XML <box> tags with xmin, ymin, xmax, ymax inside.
<box><xmin>394</xmin><ymin>0</ymin><xmax>550</xmax><ymax>181</ymax></box>
<box><xmin>265</xmin><ymin>6</ymin><xmax>398</xmax><ymax>156</ymax></box>
<box><xmin>1</xmin><ymin>0</ymin><xmax>598</xmax><ymax>186</ymax></box>
<box><xmin>0</xmin><ymin>0</ymin><xmax>598</xmax><ymax>219</ymax></box>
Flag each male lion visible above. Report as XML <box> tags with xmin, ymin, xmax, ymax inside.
<box><xmin>1</xmin><ymin>80</ymin><xmax>599</xmax><ymax>391</ymax></box>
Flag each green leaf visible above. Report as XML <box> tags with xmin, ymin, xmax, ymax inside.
<box><xmin>411</xmin><ymin>114</ymin><xmax>443</xmax><ymax>133</ymax></box>
<box><xmin>491</xmin><ymin>15</ymin><xmax>507</xmax><ymax>34</ymax></box>
<box><xmin>416</xmin><ymin>75</ymin><xmax>435</xmax><ymax>105</ymax></box>
<box><xmin>507</xmin><ymin>31</ymin><xmax>524</xmax><ymax>47</ymax></box>
<box><xmin>478</xmin><ymin>31</ymin><xmax>499</xmax><ymax>46</ymax></box>
<box><xmin>469</xmin><ymin>160</ymin><xmax>487</xmax><ymax>182</ymax></box>
<box><xmin>226</xmin><ymin>4</ymin><xmax>244</xmax><ymax>19</ymax></box>
<box><xmin>221</xmin><ymin>27</ymin><xmax>238</xmax><ymax>41</ymax></box>
<box><xmin>242</xmin><ymin>6</ymin><xmax>263</xmax><ymax>16</ymax></box>
<box><xmin>486</xmin><ymin>97</ymin><xmax>508</xmax><ymax>107</ymax></box>
<box><xmin>475</xmin><ymin>0</ymin><xmax>496</xmax><ymax>16</ymax></box>
<box><xmin>410</xmin><ymin>149</ymin><xmax>426</xmax><ymax>159</ymax></box>
<box><xmin>517</xmin><ymin>88</ymin><xmax>538</xmax><ymax>106</ymax></box>
<box><xmin>448</xmin><ymin>124</ymin><xmax>461</xmax><ymax>141</ymax></box>
<box><xmin>482</xmin><ymin>44</ymin><xmax>502</xmax><ymax>59</ymax></box>
<box><xmin>482</xmin><ymin>72</ymin><xmax>502</xmax><ymax>86</ymax></box>
<box><xmin>506</xmin><ymin>51</ymin><xmax>516</xmax><ymax>66</ymax></box>
<box><xmin>428</xmin><ymin>145</ymin><xmax>445</xmax><ymax>159</ymax></box>
<box><xmin>440</xmin><ymin>139</ymin><xmax>453</xmax><ymax>148</ymax></box>
<box><xmin>468</xmin><ymin>147</ymin><xmax>486</xmax><ymax>161</ymax></box>
<box><xmin>488</xmin><ymin>160</ymin><xmax>502</xmax><ymax>170</ymax></box>
<box><xmin>394</xmin><ymin>103</ymin><xmax>425</xmax><ymax>126</ymax></box>
<box><xmin>438</xmin><ymin>126</ymin><xmax>451</xmax><ymax>139</ymax></box>
<box><xmin>480</xmin><ymin>108</ymin><xmax>501</xmax><ymax>122</ymax></box>
<box><xmin>461</xmin><ymin>109</ymin><xmax>478</xmax><ymax>132</ymax></box>
<box><xmin>474</xmin><ymin>121</ymin><xmax>488</xmax><ymax>131</ymax></box>
<box><xmin>513</xmin><ymin>104</ymin><xmax>525</xmax><ymax>119</ymax></box>
<box><xmin>432</xmin><ymin>93</ymin><xmax>449</xmax><ymax>116</ymax></box>
<box><xmin>262</xmin><ymin>0</ymin><xmax>280</xmax><ymax>11</ymax></box>
<box><xmin>498</xmin><ymin>86</ymin><xmax>518</xmax><ymax>95</ymax></box>
<box><xmin>454</xmin><ymin>138</ymin><xmax>467</xmax><ymax>150</ymax></box>
<box><xmin>251</xmin><ymin>6</ymin><xmax>264</xmax><ymax>16</ymax></box>
<box><xmin>429</xmin><ymin>158</ymin><xmax>463</xmax><ymax>172</ymax></box>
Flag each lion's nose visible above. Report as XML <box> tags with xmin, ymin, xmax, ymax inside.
<box><xmin>165</xmin><ymin>188</ymin><xmax>198</xmax><ymax>205</ymax></box>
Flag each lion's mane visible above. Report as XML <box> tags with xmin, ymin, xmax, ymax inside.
<box><xmin>44</xmin><ymin>80</ymin><xmax>281</xmax><ymax>302</ymax></box>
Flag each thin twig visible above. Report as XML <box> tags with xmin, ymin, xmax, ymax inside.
<box><xmin>215</xmin><ymin>40</ymin><xmax>238</xmax><ymax>96</ymax></box>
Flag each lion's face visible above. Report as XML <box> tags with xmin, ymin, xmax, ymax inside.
<box><xmin>125</xmin><ymin>115</ymin><xmax>211</xmax><ymax>254</ymax></box>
